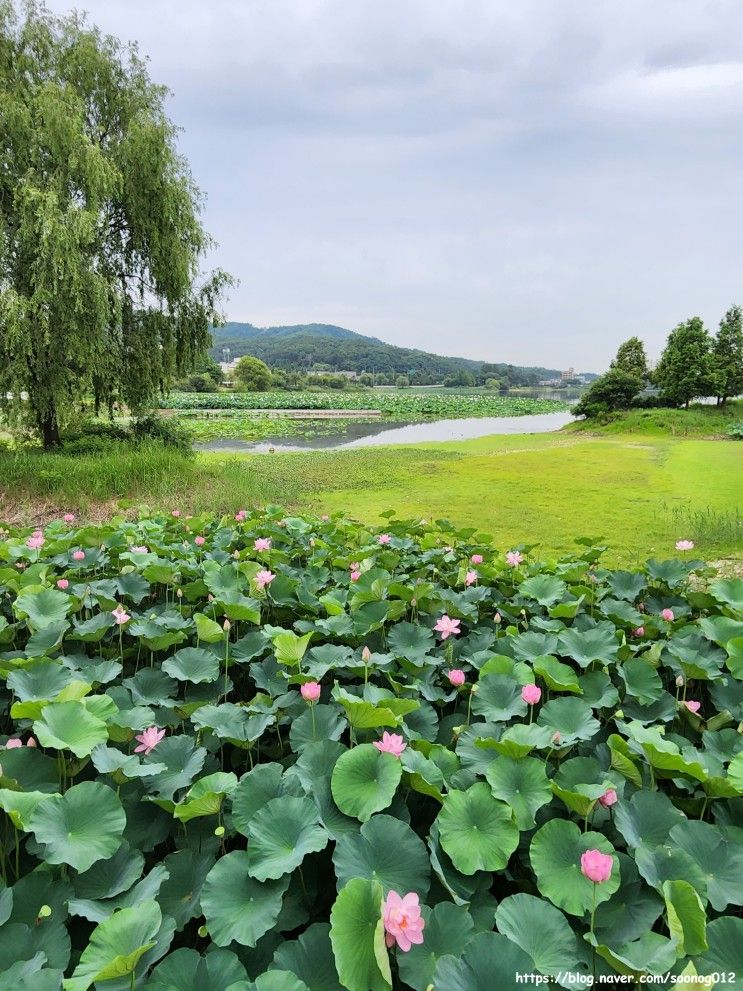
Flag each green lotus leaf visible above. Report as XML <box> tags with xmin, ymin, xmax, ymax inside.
<box><xmin>63</xmin><ymin>899</ymin><xmax>161</xmax><ymax>991</ymax></box>
<box><xmin>174</xmin><ymin>771</ymin><xmax>238</xmax><ymax>823</ymax></box>
<box><xmin>246</xmin><ymin>796</ymin><xmax>329</xmax><ymax>881</ymax></box>
<box><xmin>73</xmin><ymin>842</ymin><xmax>144</xmax><ymax>900</ymax></box>
<box><xmin>333</xmin><ymin>814</ymin><xmax>430</xmax><ymax>897</ymax></box>
<box><xmin>330</xmin><ymin>744</ymin><xmax>402</xmax><ymax>822</ymax></box>
<box><xmin>329</xmin><ymin>878</ymin><xmax>391</xmax><ymax>991</ymax></box>
<box><xmin>32</xmin><ymin>701</ymin><xmax>108</xmax><ymax>758</ymax></box>
<box><xmin>470</xmin><ymin>674</ymin><xmax>527</xmax><ymax>722</ymax></box>
<box><xmin>710</xmin><ymin>578</ymin><xmax>743</xmax><ymax>611</ymax></box>
<box><xmin>533</xmin><ymin>655</ymin><xmax>581</xmax><ymax>693</ymax></box>
<box><xmin>272</xmin><ymin>922</ymin><xmax>343</xmax><ymax>991</ymax></box>
<box><xmin>432</xmin><ymin>931</ymin><xmax>535</xmax><ymax>991</ymax></box>
<box><xmin>613</xmin><ymin>790</ymin><xmax>687</xmax><ymax>849</ymax></box>
<box><xmin>437</xmin><ymin>782</ymin><xmax>519</xmax><ymax>875</ymax></box>
<box><xmin>272</xmin><ymin>631</ymin><xmax>313</xmax><ymax>666</ymax></box>
<box><xmin>142</xmin><ymin>736</ymin><xmax>207</xmax><ymax>800</ymax></box>
<box><xmin>634</xmin><ymin>844</ymin><xmax>709</xmax><ymax>901</ymax></box>
<box><xmin>530</xmin><ymin>819</ymin><xmax>620</xmax><ymax>916</ymax></box>
<box><xmin>396</xmin><ymin>902</ymin><xmax>474</xmax><ymax>991</ymax></box>
<box><xmin>669</xmin><ymin>820</ymin><xmax>743</xmax><ymax>911</ymax></box>
<box><xmin>162</xmin><ymin>647</ymin><xmax>220</xmax><ymax>684</ymax></box>
<box><xmin>200</xmin><ymin>851</ymin><xmax>289</xmax><ymax>947</ymax></box>
<box><xmin>550</xmin><ymin>756</ymin><xmax>616</xmax><ymax>817</ymax></box>
<box><xmin>14</xmin><ymin>587</ymin><xmax>71</xmax><ymax>629</ymax></box>
<box><xmin>537</xmin><ymin>697</ymin><xmax>600</xmax><ymax>745</ymax></box>
<box><xmin>232</xmin><ymin>763</ymin><xmax>294</xmax><ymax>835</ymax></box>
<box><xmin>28</xmin><ymin>781</ymin><xmax>126</xmax><ymax>872</ymax></box>
<box><xmin>662</xmin><ymin>879</ymin><xmax>707</xmax><ymax>957</ymax></box>
<box><xmin>558</xmin><ymin>622</ymin><xmax>619</xmax><ymax>668</ymax></box>
<box><xmin>193</xmin><ymin>612</ymin><xmax>224</xmax><ymax>643</ymax></box>
<box><xmin>0</xmin><ymin>788</ymin><xmax>55</xmax><ymax>829</ymax></box>
<box><xmin>249</xmin><ymin>972</ymin><xmax>310</xmax><ymax>991</ymax></box>
<box><xmin>158</xmin><ymin>850</ymin><xmax>214</xmax><ymax>930</ymax></box>
<box><xmin>495</xmin><ymin>893</ymin><xmax>579</xmax><ymax>977</ymax></box>
<box><xmin>593</xmin><ymin>854</ymin><xmax>664</xmax><ymax>944</ymax></box>
<box><xmin>289</xmin><ymin>704</ymin><xmax>347</xmax><ymax>751</ymax></box>
<box><xmin>476</xmin><ymin>723</ymin><xmax>554</xmax><ymax>759</ymax></box>
<box><xmin>386</xmin><ymin>621</ymin><xmax>434</xmax><ymax>659</ymax></box>
<box><xmin>146</xmin><ymin>947</ymin><xmax>247</xmax><ymax>991</ymax></box>
<box><xmin>520</xmin><ymin>574</ymin><xmax>568</xmax><ymax>606</ymax></box>
<box><xmin>620</xmin><ymin>659</ymin><xmax>665</xmax><ymax>704</ymax></box>
<box><xmin>694</xmin><ymin>917</ymin><xmax>743</xmax><ymax>981</ymax></box>
<box><xmin>511</xmin><ymin>631</ymin><xmax>559</xmax><ymax>662</ymax></box>
<box><xmin>287</xmin><ymin>740</ymin><xmax>359</xmax><ymax>840</ymax></box>
<box><xmin>485</xmin><ymin>755</ymin><xmax>552</xmax><ymax>829</ymax></box>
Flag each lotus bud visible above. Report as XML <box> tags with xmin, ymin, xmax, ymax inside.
<box><xmin>470</xmin><ymin>684</ymin><xmax>479</xmax><ymax>694</ymax></box>
<box><xmin>214</xmin><ymin>825</ymin><xmax>225</xmax><ymax>837</ymax></box>
<box><xmin>494</xmin><ymin>612</ymin><xmax>502</xmax><ymax>623</ymax></box>
<box><xmin>615</xmin><ymin>709</ymin><xmax>624</xmax><ymax>719</ymax></box>
<box><xmin>410</xmin><ymin>597</ymin><xmax>417</xmax><ymax>608</ymax></box>
<box><xmin>208</xmin><ymin>594</ymin><xmax>214</xmax><ymax>602</ymax></box>
<box><xmin>223</xmin><ymin>619</ymin><xmax>231</xmax><ymax>632</ymax></box>
<box><xmin>675</xmin><ymin>675</ymin><xmax>684</xmax><ymax>687</ymax></box>
<box><xmin>149</xmin><ymin>613</ymin><xmax>157</xmax><ymax>620</ymax></box>
<box><xmin>520</xmin><ymin>609</ymin><xmax>527</xmax><ymax>617</ymax></box>
<box><xmin>38</xmin><ymin>905</ymin><xmax>52</xmax><ymax>919</ymax></box>
<box><xmin>362</xmin><ymin>646</ymin><xmax>371</xmax><ymax>664</ymax></box>
<box><xmin>233</xmin><ymin>550</ymin><xmax>240</xmax><ymax>559</ymax></box>
<box><xmin>452</xmin><ymin>725</ymin><xmax>464</xmax><ymax>737</ymax></box>
<box><xmin>176</xmin><ymin>588</ymin><xmax>183</xmax><ymax>598</ymax></box>
<box><xmin>551</xmin><ymin>731</ymin><xmax>561</xmax><ymax>745</ymax></box>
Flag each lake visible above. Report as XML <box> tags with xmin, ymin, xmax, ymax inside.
<box><xmin>195</xmin><ymin>410</ymin><xmax>575</xmax><ymax>453</ymax></box>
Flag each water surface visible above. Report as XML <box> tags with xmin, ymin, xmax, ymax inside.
<box><xmin>196</xmin><ymin>410</ymin><xmax>575</xmax><ymax>454</ymax></box>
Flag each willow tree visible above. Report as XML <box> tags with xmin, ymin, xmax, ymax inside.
<box><xmin>0</xmin><ymin>1</ymin><xmax>231</xmax><ymax>447</ymax></box>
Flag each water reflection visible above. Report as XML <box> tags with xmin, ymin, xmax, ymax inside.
<box><xmin>195</xmin><ymin>410</ymin><xmax>575</xmax><ymax>454</ymax></box>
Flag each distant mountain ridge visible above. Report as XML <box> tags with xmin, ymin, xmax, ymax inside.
<box><xmin>209</xmin><ymin>321</ymin><xmax>573</xmax><ymax>384</ymax></box>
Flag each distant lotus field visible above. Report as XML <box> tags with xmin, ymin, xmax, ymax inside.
<box><xmin>160</xmin><ymin>390</ymin><xmax>567</xmax><ymax>418</ymax></box>
<box><xmin>1</xmin><ymin>511</ymin><xmax>743</xmax><ymax>989</ymax></box>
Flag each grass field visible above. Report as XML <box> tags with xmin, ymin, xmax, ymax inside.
<box><xmin>567</xmin><ymin>401</ymin><xmax>743</xmax><ymax>438</ymax></box>
<box><xmin>1</xmin><ymin>429</ymin><xmax>740</xmax><ymax>566</ymax></box>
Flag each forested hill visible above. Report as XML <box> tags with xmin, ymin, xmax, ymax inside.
<box><xmin>210</xmin><ymin>321</ymin><xmax>565</xmax><ymax>384</ymax></box>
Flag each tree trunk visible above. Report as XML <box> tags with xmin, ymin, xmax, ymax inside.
<box><xmin>39</xmin><ymin>410</ymin><xmax>61</xmax><ymax>450</ymax></box>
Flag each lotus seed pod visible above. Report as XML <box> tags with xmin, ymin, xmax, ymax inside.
<box><xmin>38</xmin><ymin>905</ymin><xmax>52</xmax><ymax>918</ymax></box>
<box><xmin>214</xmin><ymin>825</ymin><xmax>225</xmax><ymax>837</ymax></box>
<box><xmin>198</xmin><ymin>925</ymin><xmax>209</xmax><ymax>938</ymax></box>
<box><xmin>615</xmin><ymin>709</ymin><xmax>624</xmax><ymax>719</ymax></box>
<box><xmin>470</xmin><ymin>684</ymin><xmax>479</xmax><ymax>694</ymax></box>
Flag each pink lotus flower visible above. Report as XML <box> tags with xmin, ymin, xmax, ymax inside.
<box><xmin>374</xmin><ymin>732</ymin><xmax>406</xmax><ymax>758</ymax></box>
<box><xmin>661</xmin><ymin>608</ymin><xmax>675</xmax><ymax>622</ymax></box>
<box><xmin>632</xmin><ymin>626</ymin><xmax>644</xmax><ymax>637</ymax></box>
<box><xmin>255</xmin><ymin>569</ymin><xmax>275</xmax><ymax>590</ymax></box>
<box><xmin>362</xmin><ymin>646</ymin><xmax>372</xmax><ymax>664</ymax></box>
<box><xmin>552</xmin><ymin>731</ymin><xmax>562</xmax><ymax>745</ymax></box>
<box><xmin>521</xmin><ymin>683</ymin><xmax>542</xmax><ymax>705</ymax></box>
<box><xmin>350</xmin><ymin>570</ymin><xmax>361</xmax><ymax>582</ymax></box>
<box><xmin>111</xmin><ymin>604</ymin><xmax>130</xmax><ymax>625</ymax></box>
<box><xmin>26</xmin><ymin>736</ymin><xmax>37</xmax><ymax>748</ymax></box>
<box><xmin>580</xmin><ymin>849</ymin><xmax>614</xmax><ymax>883</ymax></box>
<box><xmin>134</xmin><ymin>726</ymin><xmax>166</xmax><ymax>755</ymax></box>
<box><xmin>171</xmin><ymin>510</ymin><xmax>181</xmax><ymax>518</ymax></box>
<box><xmin>676</xmin><ymin>540</ymin><xmax>694</xmax><ymax>551</ymax></box>
<box><xmin>684</xmin><ymin>700</ymin><xmax>701</xmax><ymax>714</ymax></box>
<box><xmin>194</xmin><ymin>535</ymin><xmax>205</xmax><ymax>546</ymax></box>
<box><xmin>465</xmin><ymin>570</ymin><xmax>477</xmax><ymax>587</ymax></box>
<box><xmin>378</xmin><ymin>533</ymin><xmax>392</xmax><ymax>545</ymax></box>
<box><xmin>300</xmin><ymin>681</ymin><xmax>321</xmax><ymax>703</ymax></box>
<box><xmin>448</xmin><ymin>669</ymin><xmax>466</xmax><ymax>687</ymax></box>
<box><xmin>321</xmin><ymin>514</ymin><xmax>330</xmax><ymax>521</ymax></box>
<box><xmin>506</xmin><ymin>550</ymin><xmax>524</xmax><ymax>567</ymax></box>
<box><xmin>235</xmin><ymin>510</ymin><xmax>246</xmax><ymax>522</ymax></box>
<box><xmin>254</xmin><ymin>537</ymin><xmax>272</xmax><ymax>551</ymax></box>
<box><xmin>349</xmin><ymin>562</ymin><xmax>361</xmax><ymax>571</ymax></box>
<box><xmin>56</xmin><ymin>579</ymin><xmax>69</xmax><ymax>590</ymax></box>
<box><xmin>26</xmin><ymin>535</ymin><xmax>44</xmax><ymax>550</ymax></box>
<box><xmin>434</xmin><ymin>615</ymin><xmax>461</xmax><ymax>640</ymax></box>
<box><xmin>63</xmin><ymin>513</ymin><xmax>75</xmax><ymax>523</ymax></box>
<box><xmin>130</xmin><ymin>545</ymin><xmax>149</xmax><ymax>554</ymax></box>
<box><xmin>599</xmin><ymin>789</ymin><xmax>617</xmax><ymax>808</ymax></box>
<box><xmin>5</xmin><ymin>738</ymin><xmax>22</xmax><ymax>749</ymax></box>
<box><xmin>471</xmin><ymin>554</ymin><xmax>483</xmax><ymax>564</ymax></box>
<box><xmin>72</xmin><ymin>550</ymin><xmax>85</xmax><ymax>561</ymax></box>
<box><xmin>382</xmin><ymin>890</ymin><xmax>425</xmax><ymax>952</ymax></box>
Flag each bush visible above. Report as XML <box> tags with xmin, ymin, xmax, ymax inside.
<box><xmin>727</xmin><ymin>421</ymin><xmax>743</xmax><ymax>439</ymax></box>
<box><xmin>573</xmin><ymin>370</ymin><xmax>643</xmax><ymax>417</ymax></box>
<box><xmin>130</xmin><ymin>413</ymin><xmax>194</xmax><ymax>454</ymax></box>
<box><xmin>60</xmin><ymin>420</ymin><xmax>130</xmax><ymax>454</ymax></box>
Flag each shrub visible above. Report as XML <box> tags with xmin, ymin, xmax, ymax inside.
<box><xmin>130</xmin><ymin>413</ymin><xmax>194</xmax><ymax>454</ymax></box>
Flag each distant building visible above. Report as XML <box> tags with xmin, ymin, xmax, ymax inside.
<box><xmin>560</xmin><ymin>367</ymin><xmax>575</xmax><ymax>381</ymax></box>
<box><xmin>307</xmin><ymin>369</ymin><xmax>358</xmax><ymax>380</ymax></box>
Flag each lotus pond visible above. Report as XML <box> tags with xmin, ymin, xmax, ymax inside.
<box><xmin>1</xmin><ymin>511</ymin><xmax>742</xmax><ymax>989</ymax></box>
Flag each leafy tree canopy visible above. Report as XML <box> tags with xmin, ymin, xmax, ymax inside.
<box><xmin>573</xmin><ymin>369</ymin><xmax>643</xmax><ymax>418</ymax></box>
<box><xmin>654</xmin><ymin>318</ymin><xmax>716</xmax><ymax>408</ymax></box>
<box><xmin>233</xmin><ymin>355</ymin><xmax>272</xmax><ymax>392</ymax></box>
<box><xmin>713</xmin><ymin>305</ymin><xmax>743</xmax><ymax>405</ymax></box>
<box><xmin>0</xmin><ymin>0</ymin><xmax>231</xmax><ymax>446</ymax></box>
<box><xmin>610</xmin><ymin>337</ymin><xmax>648</xmax><ymax>381</ymax></box>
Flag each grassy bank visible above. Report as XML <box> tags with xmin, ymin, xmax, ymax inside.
<box><xmin>1</xmin><ymin>431</ymin><xmax>740</xmax><ymax>565</ymax></box>
<box><xmin>567</xmin><ymin>400</ymin><xmax>743</xmax><ymax>437</ymax></box>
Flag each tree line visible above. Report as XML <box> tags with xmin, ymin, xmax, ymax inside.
<box><xmin>575</xmin><ymin>306</ymin><xmax>743</xmax><ymax>417</ymax></box>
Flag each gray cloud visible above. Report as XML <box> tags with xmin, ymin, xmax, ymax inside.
<box><xmin>44</xmin><ymin>0</ymin><xmax>743</xmax><ymax>367</ymax></box>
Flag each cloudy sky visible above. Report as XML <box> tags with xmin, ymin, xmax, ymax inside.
<box><xmin>46</xmin><ymin>0</ymin><xmax>743</xmax><ymax>369</ymax></box>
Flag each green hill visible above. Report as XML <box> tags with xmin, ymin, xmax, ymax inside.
<box><xmin>210</xmin><ymin>321</ymin><xmax>568</xmax><ymax>386</ymax></box>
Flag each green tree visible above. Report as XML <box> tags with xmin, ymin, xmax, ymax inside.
<box><xmin>713</xmin><ymin>304</ymin><xmax>743</xmax><ymax>405</ymax></box>
<box><xmin>0</xmin><ymin>2</ymin><xmax>230</xmax><ymax>447</ymax></box>
<box><xmin>573</xmin><ymin>369</ymin><xmax>643</xmax><ymax>418</ymax></box>
<box><xmin>610</xmin><ymin>337</ymin><xmax>648</xmax><ymax>381</ymax></box>
<box><xmin>654</xmin><ymin>317</ymin><xmax>716</xmax><ymax>408</ymax></box>
<box><xmin>233</xmin><ymin>355</ymin><xmax>272</xmax><ymax>392</ymax></box>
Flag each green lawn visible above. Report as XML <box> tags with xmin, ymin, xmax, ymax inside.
<box><xmin>1</xmin><ymin>430</ymin><xmax>740</xmax><ymax>566</ymax></box>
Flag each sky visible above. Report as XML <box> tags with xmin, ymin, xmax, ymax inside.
<box><xmin>44</xmin><ymin>0</ymin><xmax>743</xmax><ymax>370</ymax></box>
